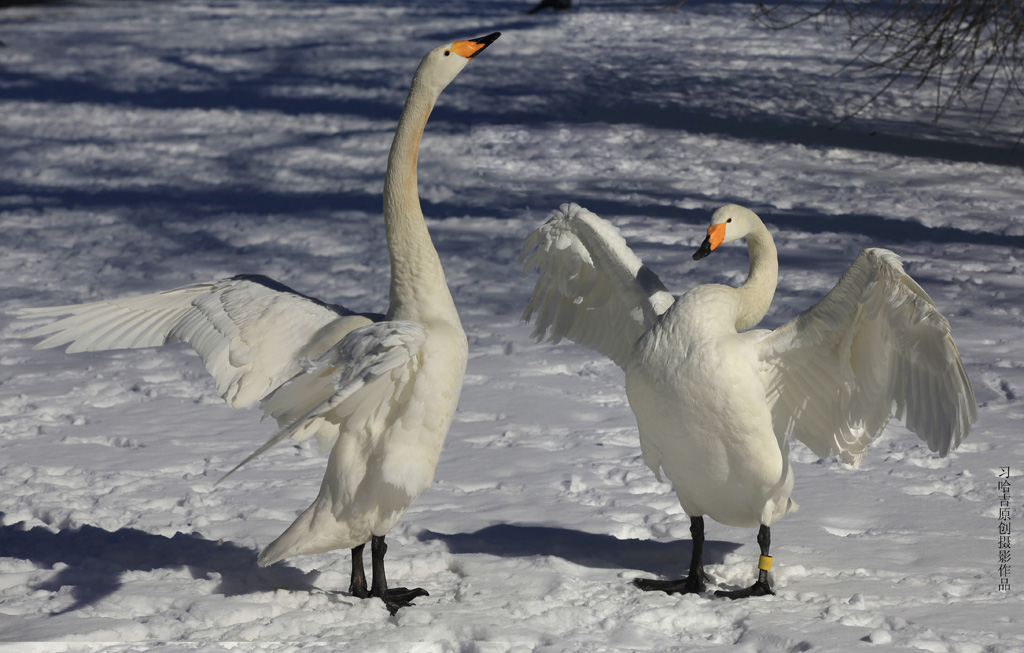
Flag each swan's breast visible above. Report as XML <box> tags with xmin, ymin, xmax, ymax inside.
<box><xmin>624</xmin><ymin>284</ymin><xmax>784</xmax><ymax>525</ymax></box>
<box><xmin>378</xmin><ymin>319</ymin><xmax>467</xmax><ymax>494</ymax></box>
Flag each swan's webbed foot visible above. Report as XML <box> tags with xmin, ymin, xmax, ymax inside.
<box><xmin>714</xmin><ymin>579</ymin><xmax>774</xmax><ymax>599</ymax></box>
<box><xmin>378</xmin><ymin>587</ymin><xmax>430</xmax><ymax>615</ymax></box>
<box><xmin>633</xmin><ymin>516</ymin><xmax>710</xmax><ymax>595</ymax></box>
<box><xmin>367</xmin><ymin>534</ymin><xmax>429</xmax><ymax>614</ymax></box>
<box><xmin>633</xmin><ymin>574</ymin><xmax>706</xmax><ymax>595</ymax></box>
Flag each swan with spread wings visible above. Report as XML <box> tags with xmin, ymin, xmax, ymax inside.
<box><xmin>521</xmin><ymin>202</ymin><xmax>976</xmax><ymax>598</ymax></box>
<box><xmin>21</xmin><ymin>32</ymin><xmax>500</xmax><ymax>614</ymax></box>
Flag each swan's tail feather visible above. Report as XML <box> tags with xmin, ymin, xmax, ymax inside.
<box><xmin>257</xmin><ymin>502</ymin><xmax>361</xmax><ymax>567</ymax></box>
<box><xmin>258</xmin><ymin>509</ymin><xmax>315</xmax><ymax>567</ymax></box>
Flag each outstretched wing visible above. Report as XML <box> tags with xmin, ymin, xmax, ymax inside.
<box><xmin>220</xmin><ymin>320</ymin><xmax>428</xmax><ymax>481</ymax></box>
<box><xmin>520</xmin><ymin>203</ymin><xmax>675</xmax><ymax>367</ymax></box>
<box><xmin>758</xmin><ymin>248</ymin><xmax>976</xmax><ymax>465</ymax></box>
<box><xmin>20</xmin><ymin>275</ymin><xmax>378</xmax><ymax>409</ymax></box>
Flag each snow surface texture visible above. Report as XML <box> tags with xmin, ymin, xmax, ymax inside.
<box><xmin>1</xmin><ymin>0</ymin><xmax>1022</xmax><ymax>649</ymax></box>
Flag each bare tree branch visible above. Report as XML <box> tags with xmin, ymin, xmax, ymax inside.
<box><xmin>756</xmin><ymin>0</ymin><xmax>1024</xmax><ymax>137</ymax></box>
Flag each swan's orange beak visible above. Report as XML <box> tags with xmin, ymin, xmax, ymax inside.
<box><xmin>693</xmin><ymin>223</ymin><xmax>726</xmax><ymax>261</ymax></box>
<box><xmin>451</xmin><ymin>32</ymin><xmax>501</xmax><ymax>59</ymax></box>
<box><xmin>706</xmin><ymin>223</ymin><xmax>726</xmax><ymax>249</ymax></box>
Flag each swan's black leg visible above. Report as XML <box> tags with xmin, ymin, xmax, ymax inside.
<box><xmin>634</xmin><ymin>515</ymin><xmax>709</xmax><ymax>594</ymax></box>
<box><xmin>349</xmin><ymin>543</ymin><xmax>369</xmax><ymax>598</ymax></box>
<box><xmin>715</xmin><ymin>524</ymin><xmax>775</xmax><ymax>599</ymax></box>
<box><xmin>369</xmin><ymin>534</ymin><xmax>429</xmax><ymax>614</ymax></box>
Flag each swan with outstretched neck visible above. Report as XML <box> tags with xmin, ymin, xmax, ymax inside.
<box><xmin>21</xmin><ymin>32</ymin><xmax>500</xmax><ymax>614</ymax></box>
<box><xmin>521</xmin><ymin>203</ymin><xmax>976</xmax><ymax>598</ymax></box>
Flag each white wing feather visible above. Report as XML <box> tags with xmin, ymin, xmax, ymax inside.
<box><xmin>20</xmin><ymin>275</ymin><xmax>376</xmax><ymax>409</ymax></box>
<box><xmin>219</xmin><ymin>321</ymin><xmax>428</xmax><ymax>481</ymax></box>
<box><xmin>520</xmin><ymin>203</ymin><xmax>675</xmax><ymax>367</ymax></box>
<box><xmin>758</xmin><ymin>248</ymin><xmax>976</xmax><ymax>465</ymax></box>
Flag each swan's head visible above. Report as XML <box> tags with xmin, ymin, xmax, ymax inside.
<box><xmin>693</xmin><ymin>204</ymin><xmax>762</xmax><ymax>260</ymax></box>
<box><xmin>413</xmin><ymin>32</ymin><xmax>501</xmax><ymax>94</ymax></box>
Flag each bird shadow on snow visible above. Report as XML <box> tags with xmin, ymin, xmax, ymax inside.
<box><xmin>419</xmin><ymin>523</ymin><xmax>741</xmax><ymax>579</ymax></box>
<box><xmin>0</xmin><ymin>513</ymin><xmax>319</xmax><ymax>616</ymax></box>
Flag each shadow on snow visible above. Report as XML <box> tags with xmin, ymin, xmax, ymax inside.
<box><xmin>419</xmin><ymin>523</ymin><xmax>742</xmax><ymax>579</ymax></box>
<box><xmin>0</xmin><ymin>513</ymin><xmax>319</xmax><ymax>616</ymax></box>
<box><xmin>0</xmin><ymin>517</ymin><xmax>740</xmax><ymax>616</ymax></box>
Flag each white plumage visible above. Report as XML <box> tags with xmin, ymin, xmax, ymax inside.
<box><xmin>521</xmin><ymin>202</ymin><xmax>976</xmax><ymax>597</ymax></box>
<box><xmin>21</xmin><ymin>32</ymin><xmax>500</xmax><ymax>613</ymax></box>
<box><xmin>758</xmin><ymin>248</ymin><xmax>974</xmax><ymax>464</ymax></box>
<box><xmin>521</xmin><ymin>209</ymin><xmax>674</xmax><ymax>367</ymax></box>
<box><xmin>23</xmin><ymin>276</ymin><xmax>373</xmax><ymax>411</ymax></box>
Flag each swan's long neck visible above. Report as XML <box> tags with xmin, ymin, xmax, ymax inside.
<box><xmin>382</xmin><ymin>76</ymin><xmax>456</xmax><ymax>321</ymax></box>
<box><xmin>733</xmin><ymin>223</ymin><xmax>778</xmax><ymax>332</ymax></box>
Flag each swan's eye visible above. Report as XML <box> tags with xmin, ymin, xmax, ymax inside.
<box><xmin>444</xmin><ymin>50</ymin><xmax>450</xmax><ymax>56</ymax></box>
<box><xmin>727</xmin><ymin>218</ymin><xmax>732</xmax><ymax>223</ymax></box>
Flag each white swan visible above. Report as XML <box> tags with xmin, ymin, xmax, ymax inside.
<box><xmin>521</xmin><ymin>203</ymin><xmax>976</xmax><ymax>598</ymax></box>
<box><xmin>20</xmin><ymin>32</ymin><xmax>500</xmax><ymax>613</ymax></box>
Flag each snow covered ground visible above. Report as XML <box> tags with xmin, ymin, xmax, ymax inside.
<box><xmin>1</xmin><ymin>0</ymin><xmax>1022</xmax><ymax>649</ymax></box>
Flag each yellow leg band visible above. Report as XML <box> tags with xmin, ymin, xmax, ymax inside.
<box><xmin>759</xmin><ymin>555</ymin><xmax>773</xmax><ymax>572</ymax></box>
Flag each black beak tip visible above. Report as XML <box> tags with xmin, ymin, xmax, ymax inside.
<box><xmin>472</xmin><ymin>32</ymin><xmax>501</xmax><ymax>46</ymax></box>
<box><xmin>693</xmin><ymin>237</ymin><xmax>713</xmax><ymax>261</ymax></box>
